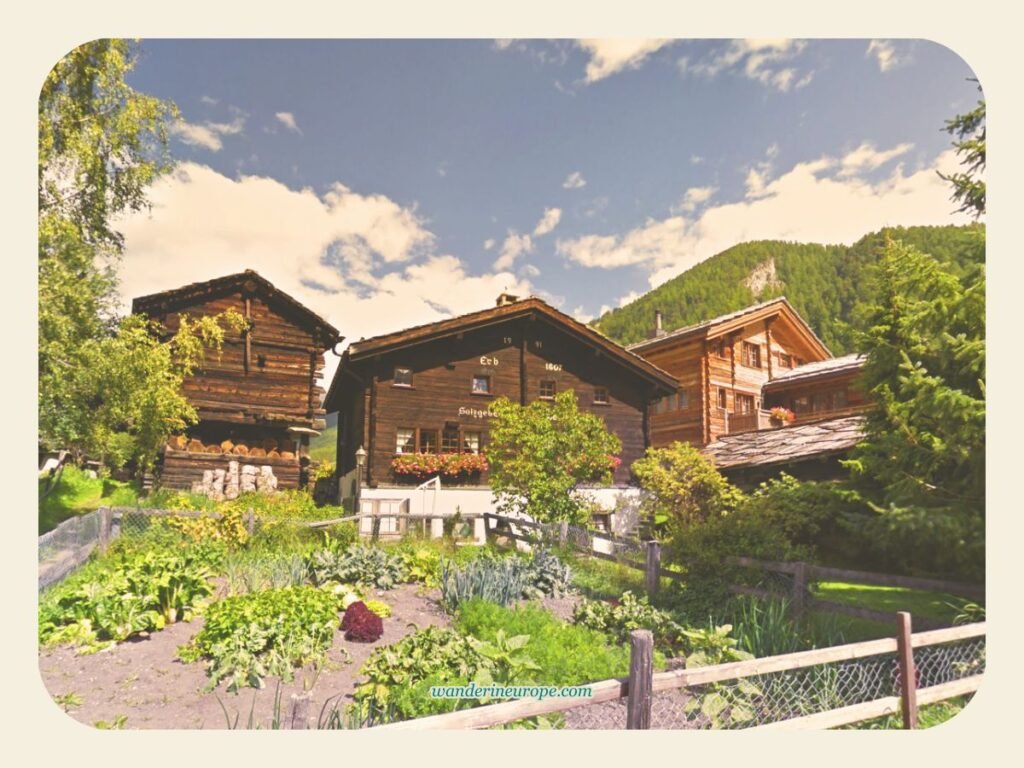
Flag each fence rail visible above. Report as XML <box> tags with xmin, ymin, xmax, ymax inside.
<box><xmin>372</xmin><ymin>618</ymin><xmax>985</xmax><ymax>731</ymax></box>
<box><xmin>483</xmin><ymin>513</ymin><xmax>982</xmax><ymax>631</ymax></box>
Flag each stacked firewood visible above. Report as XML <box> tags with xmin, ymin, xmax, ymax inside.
<box><xmin>166</xmin><ymin>434</ymin><xmax>296</xmax><ymax>460</ymax></box>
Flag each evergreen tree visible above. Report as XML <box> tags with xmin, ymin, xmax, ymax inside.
<box><xmin>938</xmin><ymin>82</ymin><xmax>986</xmax><ymax>219</ymax></box>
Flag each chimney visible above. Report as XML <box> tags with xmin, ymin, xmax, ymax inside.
<box><xmin>496</xmin><ymin>292</ymin><xmax>520</xmax><ymax>307</ymax></box>
<box><xmin>653</xmin><ymin>309</ymin><xmax>666</xmax><ymax>338</ymax></box>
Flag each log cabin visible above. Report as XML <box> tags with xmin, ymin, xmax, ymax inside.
<box><xmin>626</xmin><ymin>298</ymin><xmax>833</xmax><ymax>447</ymax></box>
<box><xmin>132</xmin><ymin>270</ymin><xmax>342</xmax><ymax>491</ymax></box>
<box><xmin>761</xmin><ymin>353</ymin><xmax>869</xmax><ymax>424</ymax></box>
<box><xmin>324</xmin><ymin>293</ymin><xmax>679</xmax><ymax>503</ymax></box>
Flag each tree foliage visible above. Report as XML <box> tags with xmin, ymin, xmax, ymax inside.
<box><xmin>592</xmin><ymin>224</ymin><xmax>985</xmax><ymax>351</ymax></box>
<box><xmin>937</xmin><ymin>82</ymin><xmax>985</xmax><ymax>219</ymax></box>
<box><xmin>630</xmin><ymin>441</ymin><xmax>741</xmax><ymax>531</ymax></box>
<box><xmin>845</xmin><ymin>238</ymin><xmax>985</xmax><ymax>579</ymax></box>
<box><xmin>484</xmin><ymin>390</ymin><xmax>622</xmax><ymax>523</ymax></box>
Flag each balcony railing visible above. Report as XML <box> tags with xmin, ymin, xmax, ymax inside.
<box><xmin>726</xmin><ymin>404</ymin><xmax>872</xmax><ymax>435</ymax></box>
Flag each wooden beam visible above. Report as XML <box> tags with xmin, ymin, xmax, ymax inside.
<box><xmin>243</xmin><ymin>297</ymin><xmax>252</xmax><ymax>374</ymax></box>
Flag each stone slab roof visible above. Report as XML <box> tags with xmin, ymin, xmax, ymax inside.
<box><xmin>764</xmin><ymin>353</ymin><xmax>866</xmax><ymax>390</ymax></box>
<box><xmin>702</xmin><ymin>415</ymin><xmax>866</xmax><ymax>469</ymax></box>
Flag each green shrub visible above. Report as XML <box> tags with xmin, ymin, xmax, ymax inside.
<box><xmin>573</xmin><ymin>591</ymin><xmax>685</xmax><ymax>651</ymax></box>
<box><xmin>455</xmin><ymin>600</ymin><xmax>634</xmax><ymax>685</ymax></box>
<box><xmin>178</xmin><ymin>586</ymin><xmax>340</xmax><ymax>692</ymax></box>
<box><xmin>439</xmin><ymin>554</ymin><xmax>528</xmax><ymax>611</ymax></box>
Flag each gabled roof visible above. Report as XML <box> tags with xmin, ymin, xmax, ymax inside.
<box><xmin>325</xmin><ymin>296</ymin><xmax>678</xmax><ymax>410</ymax></box>
<box><xmin>132</xmin><ymin>270</ymin><xmax>340</xmax><ymax>343</ymax></box>
<box><xmin>703</xmin><ymin>415</ymin><xmax>865</xmax><ymax>469</ymax></box>
<box><xmin>763</xmin><ymin>353</ymin><xmax>866</xmax><ymax>391</ymax></box>
<box><xmin>626</xmin><ymin>297</ymin><xmax>831</xmax><ymax>359</ymax></box>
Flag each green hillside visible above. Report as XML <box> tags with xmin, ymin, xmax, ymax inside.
<box><xmin>309</xmin><ymin>412</ymin><xmax>337</xmax><ymax>463</ymax></box>
<box><xmin>593</xmin><ymin>224</ymin><xmax>985</xmax><ymax>353</ymax></box>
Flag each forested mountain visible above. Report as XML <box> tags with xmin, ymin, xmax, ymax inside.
<box><xmin>592</xmin><ymin>224</ymin><xmax>985</xmax><ymax>353</ymax></box>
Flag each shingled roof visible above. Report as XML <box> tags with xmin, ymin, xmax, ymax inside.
<box><xmin>132</xmin><ymin>270</ymin><xmax>341</xmax><ymax>342</ymax></box>
<box><xmin>626</xmin><ymin>296</ymin><xmax>831</xmax><ymax>358</ymax></box>
<box><xmin>702</xmin><ymin>415</ymin><xmax>866</xmax><ymax>469</ymax></box>
<box><xmin>763</xmin><ymin>353</ymin><xmax>865</xmax><ymax>391</ymax></box>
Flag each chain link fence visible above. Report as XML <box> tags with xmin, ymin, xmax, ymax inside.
<box><xmin>38</xmin><ymin>509</ymin><xmax>104</xmax><ymax>590</ymax></box>
<box><xmin>556</xmin><ymin>634</ymin><xmax>985</xmax><ymax>730</ymax></box>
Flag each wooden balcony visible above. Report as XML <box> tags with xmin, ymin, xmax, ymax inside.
<box><xmin>727</xmin><ymin>404</ymin><xmax>872</xmax><ymax>435</ymax></box>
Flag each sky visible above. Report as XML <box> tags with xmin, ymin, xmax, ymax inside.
<box><xmin>116</xmin><ymin>39</ymin><xmax>980</xmax><ymax>383</ymax></box>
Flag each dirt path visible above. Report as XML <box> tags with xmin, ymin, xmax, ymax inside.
<box><xmin>39</xmin><ymin>584</ymin><xmax>449</xmax><ymax>730</ymax></box>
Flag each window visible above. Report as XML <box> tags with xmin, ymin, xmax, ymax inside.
<box><xmin>711</xmin><ymin>339</ymin><xmax>728</xmax><ymax>358</ymax></box>
<box><xmin>396</xmin><ymin>428</ymin><xmax>415</xmax><ymax>454</ymax></box>
<box><xmin>678</xmin><ymin>389</ymin><xmax>690</xmax><ymax>409</ymax></box>
<box><xmin>539</xmin><ymin>380</ymin><xmax>556</xmax><ymax>399</ymax></box>
<box><xmin>654</xmin><ymin>397</ymin><xmax>665</xmax><ymax>414</ymax></box>
<box><xmin>830</xmin><ymin>388</ymin><xmax>848</xmax><ymax>410</ymax></box>
<box><xmin>418</xmin><ymin>429</ymin><xmax>438</xmax><ymax>454</ymax></box>
<box><xmin>717</xmin><ymin>388</ymin><xmax>728</xmax><ymax>409</ymax></box>
<box><xmin>735</xmin><ymin>393</ymin><xmax>755</xmax><ymax>414</ymax></box>
<box><xmin>793</xmin><ymin>395</ymin><xmax>810</xmax><ymax>414</ymax></box>
<box><xmin>778</xmin><ymin>353</ymin><xmax>793</xmax><ymax>369</ymax></box>
<box><xmin>594</xmin><ymin>387</ymin><xmax>610</xmax><ymax>405</ymax></box>
<box><xmin>742</xmin><ymin>342</ymin><xmax>762</xmax><ymax>368</ymax></box>
<box><xmin>441</xmin><ymin>427</ymin><xmax>460</xmax><ymax>453</ymax></box>
<box><xmin>666</xmin><ymin>393</ymin><xmax>677</xmax><ymax>411</ymax></box>
<box><xmin>471</xmin><ymin>375</ymin><xmax>491</xmax><ymax>394</ymax></box>
<box><xmin>462</xmin><ymin>431</ymin><xmax>481</xmax><ymax>454</ymax></box>
<box><xmin>393</xmin><ymin>367</ymin><xmax>413</xmax><ymax>387</ymax></box>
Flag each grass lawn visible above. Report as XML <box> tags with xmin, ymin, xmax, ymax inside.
<box><xmin>813</xmin><ymin>581</ymin><xmax>965</xmax><ymax>623</ymax></box>
<box><xmin>39</xmin><ymin>466</ymin><xmax>140</xmax><ymax>534</ymax></box>
<box><xmin>309</xmin><ymin>424</ymin><xmax>336</xmax><ymax>463</ymax></box>
<box><xmin>841</xmin><ymin>695</ymin><xmax>974</xmax><ymax>730</ymax></box>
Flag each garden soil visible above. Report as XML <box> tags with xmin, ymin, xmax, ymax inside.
<box><xmin>38</xmin><ymin>584</ymin><xmax>449</xmax><ymax>729</ymax></box>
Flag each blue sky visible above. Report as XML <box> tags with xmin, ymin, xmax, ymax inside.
<box><xmin>116</xmin><ymin>39</ymin><xmax>978</xmax><ymax>379</ymax></box>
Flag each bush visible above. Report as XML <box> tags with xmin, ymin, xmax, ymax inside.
<box><xmin>455</xmin><ymin>600</ymin><xmax>634</xmax><ymax>685</ymax></box>
<box><xmin>341</xmin><ymin>601</ymin><xmax>384</xmax><ymax>642</ymax></box>
<box><xmin>178</xmin><ymin>586</ymin><xmax>340</xmax><ymax>692</ymax></box>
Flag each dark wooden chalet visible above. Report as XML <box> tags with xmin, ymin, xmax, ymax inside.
<box><xmin>324</xmin><ymin>294</ymin><xmax>678</xmax><ymax>489</ymax></box>
<box><xmin>626</xmin><ymin>298</ymin><xmax>833</xmax><ymax>447</ymax></box>
<box><xmin>132</xmin><ymin>270</ymin><xmax>341</xmax><ymax>490</ymax></box>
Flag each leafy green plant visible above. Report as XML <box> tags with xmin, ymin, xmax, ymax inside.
<box><xmin>364</xmin><ymin>599</ymin><xmax>392</xmax><ymax>618</ymax></box>
<box><xmin>680</xmin><ymin>624</ymin><xmax>758</xmax><ymax>728</ymax></box>
<box><xmin>467</xmin><ymin>630</ymin><xmax>541</xmax><ymax>686</ymax></box>
<box><xmin>94</xmin><ymin>714</ymin><xmax>128</xmax><ymax>730</ymax></box>
<box><xmin>178</xmin><ymin>586</ymin><xmax>340</xmax><ymax>692</ymax></box>
<box><xmin>307</xmin><ymin>544</ymin><xmax>405</xmax><ymax>590</ymax></box>
<box><xmin>351</xmin><ymin>625</ymin><xmax>489</xmax><ymax>723</ymax></box>
<box><xmin>522</xmin><ymin>549</ymin><xmax>573</xmax><ymax>598</ymax></box>
<box><xmin>573</xmin><ymin>591</ymin><xmax>685</xmax><ymax>651</ymax></box>
<box><xmin>53</xmin><ymin>692</ymin><xmax>83</xmax><ymax>711</ymax></box>
<box><xmin>39</xmin><ymin>548</ymin><xmax>214</xmax><ymax>650</ymax></box>
<box><xmin>439</xmin><ymin>554</ymin><xmax>529</xmax><ymax>612</ymax></box>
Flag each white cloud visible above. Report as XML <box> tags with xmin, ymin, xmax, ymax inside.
<box><xmin>557</xmin><ymin>146</ymin><xmax>973</xmax><ymax>289</ymax></box>
<box><xmin>200</xmin><ymin>95</ymin><xmax>219</xmax><ymax>106</ymax></box>
<box><xmin>170</xmin><ymin>115</ymin><xmax>246</xmax><ymax>152</ymax></box>
<box><xmin>483</xmin><ymin>238</ymin><xmax>496</xmax><ymax>251</ymax></box>
<box><xmin>576</xmin><ymin>39</ymin><xmax>673</xmax><ymax>83</ymax></box>
<box><xmin>690</xmin><ymin>155</ymin><xmax>704</xmax><ymax>165</ymax></box>
<box><xmin>563</xmin><ymin>171</ymin><xmax>587</xmax><ymax>189</ymax></box>
<box><xmin>493</xmin><ymin>231</ymin><xmax>533</xmax><ymax>271</ymax></box>
<box><xmin>274</xmin><ymin>112</ymin><xmax>302</xmax><ymax>134</ymax></box>
<box><xmin>114</xmin><ymin>163</ymin><xmax>532</xmax><ymax>386</ymax></box>
<box><xmin>572</xmin><ymin>306</ymin><xmax>594</xmax><ymax>324</ymax></box>
<box><xmin>678</xmin><ymin>39</ymin><xmax>813</xmax><ymax>92</ymax></box>
<box><xmin>532</xmin><ymin>207</ymin><xmax>563</xmax><ymax>237</ymax></box>
<box><xmin>866</xmin><ymin>40</ymin><xmax>910</xmax><ymax>72</ymax></box>
<box><xmin>673</xmin><ymin>186</ymin><xmax>717</xmax><ymax>214</ymax></box>
<box><xmin>522</xmin><ymin>264</ymin><xmax>541</xmax><ymax>278</ymax></box>
<box><xmin>493</xmin><ymin>39</ymin><xmax>515</xmax><ymax>51</ymax></box>
<box><xmin>839</xmin><ymin>142</ymin><xmax>914</xmax><ymax>177</ymax></box>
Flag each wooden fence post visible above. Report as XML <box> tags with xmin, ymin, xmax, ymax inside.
<box><xmin>246</xmin><ymin>508</ymin><xmax>255</xmax><ymax>537</ymax></box>
<box><xmin>97</xmin><ymin>507</ymin><xmax>112</xmax><ymax>555</ymax></box>
<box><xmin>559</xmin><ymin>521</ymin><xmax>568</xmax><ymax>548</ymax></box>
<box><xmin>289</xmin><ymin>691</ymin><xmax>312</xmax><ymax>729</ymax></box>
<box><xmin>626</xmin><ymin>630</ymin><xmax>654</xmax><ymax>730</ymax></box>
<box><xmin>896</xmin><ymin>611</ymin><xmax>918</xmax><ymax>729</ymax></box>
<box><xmin>791</xmin><ymin>561</ymin><xmax>808</xmax><ymax>621</ymax></box>
<box><xmin>645</xmin><ymin>541</ymin><xmax>661</xmax><ymax>598</ymax></box>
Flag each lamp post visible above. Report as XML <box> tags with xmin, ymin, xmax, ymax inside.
<box><xmin>354</xmin><ymin>445</ymin><xmax>367</xmax><ymax>514</ymax></box>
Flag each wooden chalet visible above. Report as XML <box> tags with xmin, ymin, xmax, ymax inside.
<box><xmin>324</xmin><ymin>294</ymin><xmax>678</xmax><ymax>490</ymax></box>
<box><xmin>132</xmin><ymin>270</ymin><xmax>342</xmax><ymax>490</ymax></box>
<box><xmin>626</xmin><ymin>298</ymin><xmax>832</xmax><ymax>447</ymax></box>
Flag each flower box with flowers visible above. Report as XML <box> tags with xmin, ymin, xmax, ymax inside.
<box><xmin>390</xmin><ymin>452</ymin><xmax>489</xmax><ymax>483</ymax></box>
<box><xmin>768</xmin><ymin>406</ymin><xmax>796</xmax><ymax>426</ymax></box>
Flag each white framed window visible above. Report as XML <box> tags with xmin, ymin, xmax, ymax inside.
<box><xmin>393</xmin><ymin>367</ymin><xmax>413</xmax><ymax>386</ymax></box>
<box><xmin>396</xmin><ymin>428</ymin><xmax>415</xmax><ymax>454</ymax></box>
<box><xmin>462</xmin><ymin>431</ymin><xmax>481</xmax><ymax>454</ymax></box>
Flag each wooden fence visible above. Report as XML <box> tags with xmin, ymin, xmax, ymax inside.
<box><xmin>483</xmin><ymin>513</ymin><xmax>984</xmax><ymax>631</ymax></box>
<box><xmin>371</xmin><ymin>617</ymin><xmax>985</xmax><ymax>731</ymax></box>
